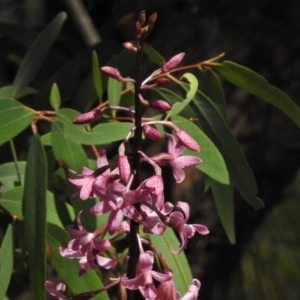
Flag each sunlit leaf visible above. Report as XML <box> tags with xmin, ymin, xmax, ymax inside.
<box><xmin>92</xmin><ymin>50</ymin><xmax>103</xmax><ymax>101</ymax></box>
<box><xmin>50</xmin><ymin>83</ymin><xmax>61</xmax><ymax>111</ymax></box>
<box><xmin>171</xmin><ymin>115</ymin><xmax>229</xmax><ymax>184</ymax></box>
<box><xmin>0</xmin><ymin>225</ymin><xmax>13</xmax><ymax>299</ymax></box>
<box><xmin>0</xmin><ymin>161</ymin><xmax>26</xmax><ymax>193</ymax></box>
<box><xmin>167</xmin><ymin>73</ymin><xmax>198</xmax><ymax>118</ymax></box>
<box><xmin>213</xmin><ymin>61</ymin><xmax>300</xmax><ymax>128</ymax></box>
<box><xmin>47</xmin><ymin>224</ymin><xmax>109</xmax><ymax>300</ymax></box>
<box><xmin>0</xmin><ymin>186</ymin><xmax>75</xmax><ymax>227</ymax></box>
<box><xmin>11</xmin><ymin>12</ymin><xmax>67</xmax><ymax>98</ymax></box>
<box><xmin>0</xmin><ymin>98</ymin><xmax>35</xmax><ymax>146</ymax></box>
<box><xmin>22</xmin><ymin>134</ymin><xmax>47</xmax><ymax>300</ymax></box>
<box><xmin>149</xmin><ymin>228</ymin><xmax>193</xmax><ymax>295</ymax></box>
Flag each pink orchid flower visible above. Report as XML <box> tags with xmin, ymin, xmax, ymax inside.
<box><xmin>45</xmin><ymin>281</ymin><xmax>68</xmax><ymax>300</ymax></box>
<box><xmin>167</xmin><ymin>201</ymin><xmax>209</xmax><ymax>254</ymax></box>
<box><xmin>179</xmin><ymin>279</ymin><xmax>201</xmax><ymax>300</ymax></box>
<box><xmin>150</xmin><ymin>134</ymin><xmax>202</xmax><ymax>183</ymax></box>
<box><xmin>122</xmin><ymin>251</ymin><xmax>173</xmax><ymax>300</ymax></box>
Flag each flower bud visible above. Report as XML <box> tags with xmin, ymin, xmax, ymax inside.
<box><xmin>155</xmin><ymin>78</ymin><xmax>170</xmax><ymax>87</ymax></box>
<box><xmin>138</xmin><ymin>10</ymin><xmax>146</xmax><ymax>26</ymax></box>
<box><xmin>101</xmin><ymin>66</ymin><xmax>122</xmax><ymax>81</ymax></box>
<box><xmin>162</xmin><ymin>52</ymin><xmax>185</xmax><ymax>73</ymax></box>
<box><xmin>73</xmin><ymin>110</ymin><xmax>102</xmax><ymax>124</ymax></box>
<box><xmin>118</xmin><ymin>155</ymin><xmax>131</xmax><ymax>184</ymax></box>
<box><xmin>149</xmin><ymin>100</ymin><xmax>172</xmax><ymax>111</ymax></box>
<box><xmin>123</xmin><ymin>42</ymin><xmax>137</xmax><ymax>52</ymax></box>
<box><xmin>175</xmin><ymin>129</ymin><xmax>200</xmax><ymax>152</ymax></box>
<box><xmin>143</xmin><ymin>125</ymin><xmax>162</xmax><ymax>141</ymax></box>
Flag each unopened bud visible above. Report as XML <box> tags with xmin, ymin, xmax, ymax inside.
<box><xmin>162</xmin><ymin>52</ymin><xmax>185</xmax><ymax>73</ymax></box>
<box><xmin>118</xmin><ymin>155</ymin><xmax>131</xmax><ymax>184</ymax></box>
<box><xmin>138</xmin><ymin>10</ymin><xmax>146</xmax><ymax>26</ymax></box>
<box><xmin>143</xmin><ymin>125</ymin><xmax>162</xmax><ymax>141</ymax></box>
<box><xmin>73</xmin><ymin>110</ymin><xmax>102</xmax><ymax>124</ymax></box>
<box><xmin>101</xmin><ymin>66</ymin><xmax>122</xmax><ymax>80</ymax></box>
<box><xmin>147</xmin><ymin>12</ymin><xmax>157</xmax><ymax>30</ymax></box>
<box><xmin>149</xmin><ymin>100</ymin><xmax>172</xmax><ymax>111</ymax></box>
<box><xmin>135</xmin><ymin>21</ymin><xmax>142</xmax><ymax>39</ymax></box>
<box><xmin>175</xmin><ymin>129</ymin><xmax>200</xmax><ymax>152</ymax></box>
<box><xmin>123</xmin><ymin>42</ymin><xmax>137</xmax><ymax>52</ymax></box>
<box><xmin>155</xmin><ymin>78</ymin><xmax>170</xmax><ymax>87</ymax></box>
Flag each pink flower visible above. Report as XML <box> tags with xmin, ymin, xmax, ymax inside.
<box><xmin>122</xmin><ymin>251</ymin><xmax>173</xmax><ymax>300</ymax></box>
<box><xmin>45</xmin><ymin>281</ymin><xmax>68</xmax><ymax>300</ymax></box>
<box><xmin>59</xmin><ymin>213</ymin><xmax>117</xmax><ymax>275</ymax></box>
<box><xmin>180</xmin><ymin>279</ymin><xmax>201</xmax><ymax>300</ymax></box>
<box><xmin>150</xmin><ymin>134</ymin><xmax>202</xmax><ymax>183</ymax></box>
<box><xmin>167</xmin><ymin>201</ymin><xmax>209</xmax><ymax>254</ymax></box>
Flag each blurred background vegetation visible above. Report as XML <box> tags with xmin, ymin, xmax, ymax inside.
<box><xmin>0</xmin><ymin>0</ymin><xmax>299</xmax><ymax>299</ymax></box>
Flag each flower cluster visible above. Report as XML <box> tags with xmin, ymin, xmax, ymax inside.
<box><xmin>46</xmin><ymin>10</ymin><xmax>208</xmax><ymax>300</ymax></box>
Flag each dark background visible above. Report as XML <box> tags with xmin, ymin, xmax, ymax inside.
<box><xmin>1</xmin><ymin>0</ymin><xmax>300</xmax><ymax>299</ymax></box>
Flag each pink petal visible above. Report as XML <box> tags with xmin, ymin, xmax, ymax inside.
<box><xmin>175</xmin><ymin>156</ymin><xmax>202</xmax><ymax>168</ymax></box>
<box><xmin>170</xmin><ymin>161</ymin><xmax>186</xmax><ymax>183</ymax></box>
<box><xmin>108</xmin><ymin>209</ymin><xmax>123</xmax><ymax>235</ymax></box>
<box><xmin>193</xmin><ymin>224</ymin><xmax>209</xmax><ymax>235</ymax></box>
<box><xmin>151</xmin><ymin>270</ymin><xmax>173</xmax><ymax>283</ymax></box>
<box><xmin>96</xmin><ymin>253</ymin><xmax>118</xmax><ymax>269</ymax></box>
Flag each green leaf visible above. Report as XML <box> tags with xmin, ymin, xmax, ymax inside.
<box><xmin>0</xmin><ymin>85</ymin><xmax>37</xmax><ymax>99</ymax></box>
<box><xmin>11</xmin><ymin>12</ymin><xmax>67</xmax><ymax>98</ymax></box>
<box><xmin>143</xmin><ymin>43</ymin><xmax>165</xmax><ymax>66</ymax></box>
<box><xmin>192</xmin><ymin>90</ymin><xmax>264</xmax><ymax>209</ymax></box>
<box><xmin>0</xmin><ymin>186</ymin><xmax>75</xmax><ymax>227</ymax></box>
<box><xmin>167</xmin><ymin>73</ymin><xmax>198</xmax><ymax>118</ymax></box>
<box><xmin>0</xmin><ymin>161</ymin><xmax>26</xmax><ymax>193</ymax></box>
<box><xmin>213</xmin><ymin>61</ymin><xmax>300</xmax><ymax>128</ymax></box>
<box><xmin>51</xmin><ymin>120</ymin><xmax>88</xmax><ymax>172</ymax></box>
<box><xmin>56</xmin><ymin>108</ymin><xmax>133</xmax><ymax>145</ymax></box>
<box><xmin>149</xmin><ymin>228</ymin><xmax>193</xmax><ymax>295</ymax></box>
<box><xmin>171</xmin><ymin>115</ymin><xmax>229</xmax><ymax>184</ymax></box>
<box><xmin>108</xmin><ymin>76</ymin><xmax>122</xmax><ymax>115</ymax></box>
<box><xmin>41</xmin><ymin>132</ymin><xmax>52</xmax><ymax>146</ymax></box>
<box><xmin>0</xmin><ymin>225</ymin><xmax>13</xmax><ymax>299</ymax></box>
<box><xmin>92</xmin><ymin>50</ymin><xmax>103</xmax><ymax>101</ymax></box>
<box><xmin>208</xmin><ymin>178</ymin><xmax>235</xmax><ymax>243</ymax></box>
<box><xmin>47</xmin><ymin>224</ymin><xmax>109</xmax><ymax>300</ymax></box>
<box><xmin>0</xmin><ymin>98</ymin><xmax>35</xmax><ymax>145</ymax></box>
<box><xmin>50</xmin><ymin>83</ymin><xmax>61</xmax><ymax>110</ymax></box>
<box><xmin>22</xmin><ymin>134</ymin><xmax>47</xmax><ymax>300</ymax></box>
<box><xmin>197</xmin><ymin>69</ymin><xmax>227</xmax><ymax>119</ymax></box>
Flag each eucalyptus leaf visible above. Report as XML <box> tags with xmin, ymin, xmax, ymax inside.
<box><xmin>50</xmin><ymin>83</ymin><xmax>61</xmax><ymax>111</ymax></box>
<box><xmin>0</xmin><ymin>161</ymin><xmax>26</xmax><ymax>193</ymax></box>
<box><xmin>0</xmin><ymin>85</ymin><xmax>37</xmax><ymax>99</ymax></box>
<box><xmin>213</xmin><ymin>61</ymin><xmax>300</xmax><ymax>128</ymax></box>
<box><xmin>149</xmin><ymin>228</ymin><xmax>193</xmax><ymax>295</ymax></box>
<box><xmin>0</xmin><ymin>225</ymin><xmax>13</xmax><ymax>299</ymax></box>
<box><xmin>11</xmin><ymin>12</ymin><xmax>67</xmax><ymax>98</ymax></box>
<box><xmin>22</xmin><ymin>134</ymin><xmax>47</xmax><ymax>300</ymax></box>
<box><xmin>0</xmin><ymin>98</ymin><xmax>35</xmax><ymax>146</ymax></box>
<box><xmin>167</xmin><ymin>73</ymin><xmax>198</xmax><ymax>118</ymax></box>
<box><xmin>92</xmin><ymin>50</ymin><xmax>103</xmax><ymax>101</ymax></box>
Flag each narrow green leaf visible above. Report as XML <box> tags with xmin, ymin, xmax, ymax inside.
<box><xmin>0</xmin><ymin>186</ymin><xmax>75</xmax><ymax>228</ymax></box>
<box><xmin>51</xmin><ymin>121</ymin><xmax>88</xmax><ymax>172</ymax></box>
<box><xmin>56</xmin><ymin>108</ymin><xmax>133</xmax><ymax>145</ymax></box>
<box><xmin>192</xmin><ymin>90</ymin><xmax>264</xmax><ymax>209</ymax></box>
<box><xmin>11</xmin><ymin>12</ymin><xmax>67</xmax><ymax>98</ymax></box>
<box><xmin>41</xmin><ymin>132</ymin><xmax>52</xmax><ymax>146</ymax></box>
<box><xmin>213</xmin><ymin>61</ymin><xmax>300</xmax><ymax>128</ymax></box>
<box><xmin>47</xmin><ymin>224</ymin><xmax>109</xmax><ymax>300</ymax></box>
<box><xmin>50</xmin><ymin>83</ymin><xmax>61</xmax><ymax>111</ymax></box>
<box><xmin>92</xmin><ymin>51</ymin><xmax>103</xmax><ymax>101</ymax></box>
<box><xmin>108</xmin><ymin>76</ymin><xmax>122</xmax><ymax>115</ymax></box>
<box><xmin>208</xmin><ymin>179</ymin><xmax>235</xmax><ymax>243</ymax></box>
<box><xmin>0</xmin><ymin>85</ymin><xmax>37</xmax><ymax>99</ymax></box>
<box><xmin>143</xmin><ymin>43</ymin><xmax>165</xmax><ymax>66</ymax></box>
<box><xmin>167</xmin><ymin>73</ymin><xmax>198</xmax><ymax>118</ymax></box>
<box><xmin>0</xmin><ymin>161</ymin><xmax>26</xmax><ymax>193</ymax></box>
<box><xmin>0</xmin><ymin>98</ymin><xmax>35</xmax><ymax>145</ymax></box>
<box><xmin>197</xmin><ymin>69</ymin><xmax>227</xmax><ymax>119</ymax></box>
<box><xmin>22</xmin><ymin>134</ymin><xmax>47</xmax><ymax>300</ymax></box>
<box><xmin>171</xmin><ymin>115</ymin><xmax>229</xmax><ymax>184</ymax></box>
<box><xmin>0</xmin><ymin>225</ymin><xmax>13</xmax><ymax>299</ymax></box>
<box><xmin>149</xmin><ymin>228</ymin><xmax>193</xmax><ymax>295</ymax></box>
